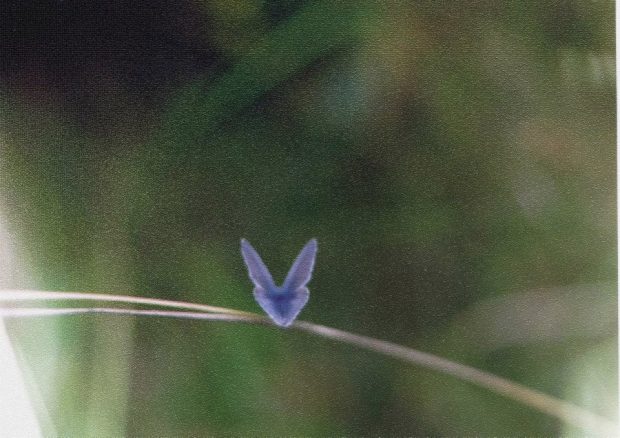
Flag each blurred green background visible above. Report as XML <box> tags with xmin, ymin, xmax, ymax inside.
<box><xmin>0</xmin><ymin>0</ymin><xmax>616</xmax><ymax>436</ymax></box>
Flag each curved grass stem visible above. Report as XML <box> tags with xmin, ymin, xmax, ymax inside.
<box><xmin>0</xmin><ymin>307</ymin><xmax>261</xmax><ymax>322</ymax></box>
<box><xmin>0</xmin><ymin>289</ymin><xmax>252</xmax><ymax>315</ymax></box>
<box><xmin>0</xmin><ymin>290</ymin><xmax>617</xmax><ymax>436</ymax></box>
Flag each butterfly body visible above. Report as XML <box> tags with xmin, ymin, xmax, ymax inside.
<box><xmin>241</xmin><ymin>239</ymin><xmax>317</xmax><ymax>327</ymax></box>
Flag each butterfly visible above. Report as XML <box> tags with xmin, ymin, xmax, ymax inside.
<box><xmin>240</xmin><ymin>238</ymin><xmax>317</xmax><ymax>327</ymax></box>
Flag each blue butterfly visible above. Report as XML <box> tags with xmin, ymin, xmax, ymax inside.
<box><xmin>241</xmin><ymin>238</ymin><xmax>317</xmax><ymax>327</ymax></box>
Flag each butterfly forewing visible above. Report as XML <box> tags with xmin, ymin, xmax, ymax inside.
<box><xmin>283</xmin><ymin>238</ymin><xmax>317</xmax><ymax>291</ymax></box>
<box><xmin>240</xmin><ymin>239</ymin><xmax>275</xmax><ymax>290</ymax></box>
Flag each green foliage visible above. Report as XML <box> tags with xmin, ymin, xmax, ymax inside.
<box><xmin>0</xmin><ymin>0</ymin><xmax>615</xmax><ymax>435</ymax></box>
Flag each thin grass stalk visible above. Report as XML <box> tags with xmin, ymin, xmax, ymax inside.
<box><xmin>0</xmin><ymin>291</ymin><xmax>617</xmax><ymax>436</ymax></box>
<box><xmin>0</xmin><ymin>289</ymin><xmax>251</xmax><ymax>315</ymax></box>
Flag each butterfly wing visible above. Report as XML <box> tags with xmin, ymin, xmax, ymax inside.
<box><xmin>240</xmin><ymin>239</ymin><xmax>275</xmax><ymax>290</ymax></box>
<box><xmin>253</xmin><ymin>287</ymin><xmax>309</xmax><ymax>327</ymax></box>
<box><xmin>242</xmin><ymin>238</ymin><xmax>317</xmax><ymax>328</ymax></box>
<box><xmin>283</xmin><ymin>239</ymin><xmax>318</xmax><ymax>291</ymax></box>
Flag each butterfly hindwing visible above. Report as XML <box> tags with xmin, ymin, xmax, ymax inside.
<box><xmin>253</xmin><ymin>287</ymin><xmax>309</xmax><ymax>327</ymax></box>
